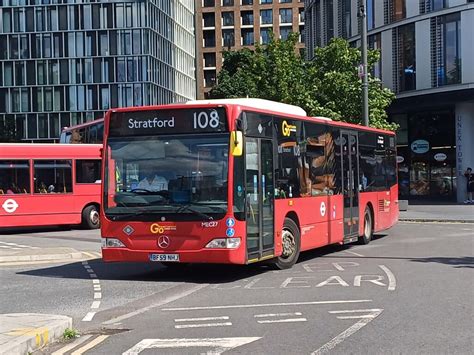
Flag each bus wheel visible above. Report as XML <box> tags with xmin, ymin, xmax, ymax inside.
<box><xmin>359</xmin><ymin>207</ymin><xmax>373</xmax><ymax>245</ymax></box>
<box><xmin>274</xmin><ymin>218</ymin><xmax>300</xmax><ymax>270</ymax></box>
<box><xmin>82</xmin><ymin>205</ymin><xmax>100</xmax><ymax>229</ymax></box>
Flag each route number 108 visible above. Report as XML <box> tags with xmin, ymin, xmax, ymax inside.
<box><xmin>193</xmin><ymin>111</ymin><xmax>220</xmax><ymax>129</ymax></box>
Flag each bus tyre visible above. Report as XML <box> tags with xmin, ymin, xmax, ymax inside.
<box><xmin>274</xmin><ymin>218</ymin><xmax>301</xmax><ymax>270</ymax></box>
<box><xmin>359</xmin><ymin>207</ymin><xmax>373</xmax><ymax>245</ymax></box>
<box><xmin>82</xmin><ymin>205</ymin><xmax>100</xmax><ymax>229</ymax></box>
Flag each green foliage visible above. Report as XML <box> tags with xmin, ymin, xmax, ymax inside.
<box><xmin>62</xmin><ymin>328</ymin><xmax>79</xmax><ymax>340</ymax></box>
<box><xmin>209</xmin><ymin>35</ymin><xmax>397</xmax><ymax>130</ymax></box>
<box><xmin>0</xmin><ymin>117</ymin><xmax>21</xmax><ymax>142</ymax></box>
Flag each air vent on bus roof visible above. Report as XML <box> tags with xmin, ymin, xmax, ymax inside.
<box><xmin>311</xmin><ymin>116</ymin><xmax>332</xmax><ymax>121</ymax></box>
<box><xmin>185</xmin><ymin>98</ymin><xmax>307</xmax><ymax>117</ymax></box>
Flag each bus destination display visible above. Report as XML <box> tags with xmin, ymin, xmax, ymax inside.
<box><xmin>109</xmin><ymin>108</ymin><xmax>227</xmax><ymax>136</ymax></box>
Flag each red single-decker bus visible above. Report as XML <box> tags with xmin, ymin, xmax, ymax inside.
<box><xmin>101</xmin><ymin>99</ymin><xmax>398</xmax><ymax>269</ymax></box>
<box><xmin>0</xmin><ymin>144</ymin><xmax>102</xmax><ymax>229</ymax></box>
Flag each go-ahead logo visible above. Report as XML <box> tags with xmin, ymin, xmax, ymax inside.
<box><xmin>282</xmin><ymin>120</ymin><xmax>296</xmax><ymax>137</ymax></box>
<box><xmin>150</xmin><ymin>223</ymin><xmax>176</xmax><ymax>234</ymax></box>
<box><xmin>2</xmin><ymin>199</ymin><xmax>19</xmax><ymax>213</ymax></box>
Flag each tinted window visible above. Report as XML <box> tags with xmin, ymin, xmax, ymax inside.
<box><xmin>0</xmin><ymin>160</ymin><xmax>30</xmax><ymax>194</ymax></box>
<box><xmin>359</xmin><ymin>131</ymin><xmax>377</xmax><ymax>191</ymax></box>
<box><xmin>76</xmin><ymin>160</ymin><xmax>101</xmax><ymax>183</ymax></box>
<box><xmin>34</xmin><ymin>160</ymin><xmax>72</xmax><ymax>193</ymax></box>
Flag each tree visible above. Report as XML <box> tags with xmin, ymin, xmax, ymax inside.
<box><xmin>209</xmin><ymin>34</ymin><xmax>397</xmax><ymax>130</ymax></box>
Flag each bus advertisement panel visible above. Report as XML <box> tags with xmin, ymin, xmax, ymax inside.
<box><xmin>101</xmin><ymin>99</ymin><xmax>398</xmax><ymax>269</ymax></box>
<box><xmin>0</xmin><ymin>144</ymin><xmax>102</xmax><ymax>229</ymax></box>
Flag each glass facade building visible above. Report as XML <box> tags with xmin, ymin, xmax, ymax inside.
<box><xmin>0</xmin><ymin>0</ymin><xmax>196</xmax><ymax>142</ymax></box>
<box><xmin>304</xmin><ymin>0</ymin><xmax>474</xmax><ymax>203</ymax></box>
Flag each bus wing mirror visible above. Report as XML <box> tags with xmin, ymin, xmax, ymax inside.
<box><xmin>230</xmin><ymin>131</ymin><xmax>243</xmax><ymax>156</ymax></box>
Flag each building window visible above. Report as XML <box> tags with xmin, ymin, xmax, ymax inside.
<box><xmin>222</xmin><ymin>29</ymin><xmax>235</xmax><ymax>47</ymax></box>
<box><xmin>242</xmin><ymin>0</ymin><xmax>253</xmax><ymax>5</ymax></box>
<box><xmin>280</xmin><ymin>27</ymin><xmax>292</xmax><ymax>40</ymax></box>
<box><xmin>367</xmin><ymin>0</ymin><xmax>375</xmax><ymax>30</ymax></box>
<box><xmin>341</xmin><ymin>0</ymin><xmax>351</xmax><ymax>39</ymax></box>
<box><xmin>397</xmin><ymin>23</ymin><xmax>416</xmax><ymax>92</ymax></box>
<box><xmin>203</xmin><ymin>13</ymin><xmax>215</xmax><ymax>28</ymax></box>
<box><xmin>369</xmin><ymin>33</ymin><xmax>382</xmax><ymax>79</ymax></box>
<box><xmin>203</xmin><ymin>30</ymin><xmax>216</xmax><ymax>47</ymax></box>
<box><xmin>261</xmin><ymin>28</ymin><xmax>272</xmax><ymax>44</ymax></box>
<box><xmin>203</xmin><ymin>0</ymin><xmax>215</xmax><ymax>7</ymax></box>
<box><xmin>261</xmin><ymin>9</ymin><xmax>272</xmax><ymax>25</ymax></box>
<box><xmin>280</xmin><ymin>0</ymin><xmax>291</xmax><ymax>3</ymax></box>
<box><xmin>325</xmin><ymin>0</ymin><xmax>334</xmax><ymax>43</ymax></box>
<box><xmin>431</xmin><ymin>0</ymin><xmax>446</xmax><ymax>11</ymax></box>
<box><xmin>261</xmin><ymin>0</ymin><xmax>272</xmax><ymax>3</ymax></box>
<box><xmin>393</xmin><ymin>0</ymin><xmax>406</xmax><ymax>22</ymax></box>
<box><xmin>204</xmin><ymin>70</ymin><xmax>216</xmax><ymax>87</ymax></box>
<box><xmin>241</xmin><ymin>11</ymin><xmax>254</xmax><ymax>25</ymax></box>
<box><xmin>436</xmin><ymin>13</ymin><xmax>461</xmax><ymax>86</ymax></box>
<box><xmin>279</xmin><ymin>8</ymin><xmax>292</xmax><ymax>24</ymax></box>
<box><xmin>222</xmin><ymin>0</ymin><xmax>234</xmax><ymax>6</ymax></box>
<box><xmin>222</xmin><ymin>12</ymin><xmax>234</xmax><ymax>26</ymax></box>
<box><xmin>204</xmin><ymin>53</ymin><xmax>216</xmax><ymax>67</ymax></box>
<box><xmin>242</xmin><ymin>28</ymin><xmax>254</xmax><ymax>45</ymax></box>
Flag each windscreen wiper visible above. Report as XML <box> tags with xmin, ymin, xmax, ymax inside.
<box><xmin>174</xmin><ymin>204</ymin><xmax>213</xmax><ymax>221</ymax></box>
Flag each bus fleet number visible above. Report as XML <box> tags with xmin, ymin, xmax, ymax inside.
<box><xmin>193</xmin><ymin>111</ymin><xmax>220</xmax><ymax>130</ymax></box>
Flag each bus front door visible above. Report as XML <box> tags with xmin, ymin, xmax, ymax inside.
<box><xmin>245</xmin><ymin>138</ymin><xmax>274</xmax><ymax>262</ymax></box>
<box><xmin>341</xmin><ymin>131</ymin><xmax>360</xmax><ymax>242</ymax></box>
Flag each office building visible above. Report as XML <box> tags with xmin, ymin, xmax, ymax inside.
<box><xmin>196</xmin><ymin>0</ymin><xmax>305</xmax><ymax>99</ymax></box>
<box><xmin>0</xmin><ymin>0</ymin><xmax>196</xmax><ymax>142</ymax></box>
<box><xmin>304</xmin><ymin>0</ymin><xmax>474</xmax><ymax>202</ymax></box>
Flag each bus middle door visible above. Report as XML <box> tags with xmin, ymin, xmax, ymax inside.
<box><xmin>341</xmin><ymin>131</ymin><xmax>360</xmax><ymax>242</ymax></box>
<box><xmin>245</xmin><ymin>138</ymin><xmax>274</xmax><ymax>263</ymax></box>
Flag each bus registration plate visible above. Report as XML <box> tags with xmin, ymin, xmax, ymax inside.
<box><xmin>149</xmin><ymin>254</ymin><xmax>179</xmax><ymax>262</ymax></box>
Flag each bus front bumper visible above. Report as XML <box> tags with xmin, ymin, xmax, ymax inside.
<box><xmin>101</xmin><ymin>247</ymin><xmax>245</xmax><ymax>264</ymax></box>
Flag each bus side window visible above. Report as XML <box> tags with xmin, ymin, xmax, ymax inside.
<box><xmin>76</xmin><ymin>160</ymin><xmax>101</xmax><ymax>183</ymax></box>
<box><xmin>34</xmin><ymin>160</ymin><xmax>73</xmax><ymax>194</ymax></box>
<box><xmin>0</xmin><ymin>160</ymin><xmax>31</xmax><ymax>194</ymax></box>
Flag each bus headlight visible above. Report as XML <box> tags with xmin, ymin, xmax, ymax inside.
<box><xmin>101</xmin><ymin>238</ymin><xmax>125</xmax><ymax>248</ymax></box>
<box><xmin>205</xmin><ymin>238</ymin><xmax>241</xmax><ymax>249</ymax></box>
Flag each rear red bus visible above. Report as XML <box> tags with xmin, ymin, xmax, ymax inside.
<box><xmin>0</xmin><ymin>144</ymin><xmax>102</xmax><ymax>229</ymax></box>
<box><xmin>101</xmin><ymin>99</ymin><xmax>398</xmax><ymax>268</ymax></box>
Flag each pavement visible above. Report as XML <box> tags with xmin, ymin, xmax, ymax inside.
<box><xmin>0</xmin><ymin>203</ymin><xmax>472</xmax><ymax>354</ymax></box>
<box><xmin>0</xmin><ymin>314</ymin><xmax>72</xmax><ymax>355</ymax></box>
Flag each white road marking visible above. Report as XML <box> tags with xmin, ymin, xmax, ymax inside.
<box><xmin>51</xmin><ymin>334</ymin><xmax>93</xmax><ymax>355</ymax></box>
<box><xmin>122</xmin><ymin>337</ymin><xmax>261</xmax><ymax>355</ymax></box>
<box><xmin>90</xmin><ymin>273</ymin><xmax>98</xmax><ymax>278</ymax></box>
<box><xmin>254</xmin><ymin>312</ymin><xmax>302</xmax><ymax>318</ymax></box>
<box><xmin>84</xmin><ymin>265</ymin><xmax>92</xmax><ymax>269</ymax></box>
<box><xmin>336</xmin><ymin>315</ymin><xmax>378</xmax><ymax>319</ymax></box>
<box><xmin>92</xmin><ymin>279</ymin><xmax>100</xmax><ymax>284</ymax></box>
<box><xmin>71</xmin><ymin>335</ymin><xmax>109</xmax><ymax>355</ymax></box>
<box><xmin>86</xmin><ymin>269</ymin><xmax>94</xmax><ymax>273</ymax></box>
<box><xmin>343</xmin><ymin>250</ymin><xmax>364</xmax><ymax>257</ymax></box>
<box><xmin>81</xmin><ymin>312</ymin><xmax>96</xmax><ymax>322</ymax></box>
<box><xmin>94</xmin><ymin>285</ymin><xmax>101</xmax><ymax>291</ymax></box>
<box><xmin>311</xmin><ymin>309</ymin><xmax>383</xmax><ymax>354</ymax></box>
<box><xmin>0</xmin><ymin>246</ymin><xmax>21</xmax><ymax>249</ymax></box>
<box><xmin>94</xmin><ymin>292</ymin><xmax>102</xmax><ymax>299</ymax></box>
<box><xmin>175</xmin><ymin>322</ymin><xmax>233</xmax><ymax>329</ymax></box>
<box><xmin>257</xmin><ymin>318</ymin><xmax>307</xmax><ymax>324</ymax></box>
<box><xmin>175</xmin><ymin>316</ymin><xmax>229</xmax><ymax>322</ymax></box>
<box><xmin>91</xmin><ymin>301</ymin><xmax>101</xmax><ymax>309</ymax></box>
<box><xmin>329</xmin><ymin>309</ymin><xmax>382</xmax><ymax>314</ymax></box>
<box><xmin>379</xmin><ymin>265</ymin><xmax>396</xmax><ymax>290</ymax></box>
<box><xmin>103</xmin><ymin>284</ymin><xmax>208</xmax><ymax>325</ymax></box>
<box><xmin>163</xmin><ymin>299</ymin><xmax>372</xmax><ymax>311</ymax></box>
<box><xmin>82</xmin><ymin>261</ymin><xmax>88</xmax><ymax>265</ymax></box>
<box><xmin>0</xmin><ymin>241</ymin><xmax>39</xmax><ymax>249</ymax></box>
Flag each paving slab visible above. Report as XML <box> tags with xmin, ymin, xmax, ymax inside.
<box><xmin>399</xmin><ymin>204</ymin><xmax>474</xmax><ymax>223</ymax></box>
<box><xmin>0</xmin><ymin>313</ymin><xmax>72</xmax><ymax>355</ymax></box>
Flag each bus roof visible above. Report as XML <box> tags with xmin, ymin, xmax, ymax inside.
<box><xmin>185</xmin><ymin>98</ymin><xmax>308</xmax><ymax>117</ymax></box>
<box><xmin>0</xmin><ymin>143</ymin><xmax>102</xmax><ymax>159</ymax></box>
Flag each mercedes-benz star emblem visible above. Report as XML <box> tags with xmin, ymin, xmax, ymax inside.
<box><xmin>158</xmin><ymin>235</ymin><xmax>170</xmax><ymax>249</ymax></box>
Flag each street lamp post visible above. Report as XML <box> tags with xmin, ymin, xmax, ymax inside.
<box><xmin>359</xmin><ymin>1</ymin><xmax>369</xmax><ymax>127</ymax></box>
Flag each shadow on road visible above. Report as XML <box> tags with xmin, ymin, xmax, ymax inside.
<box><xmin>17</xmin><ymin>241</ymin><xmax>370</xmax><ymax>284</ymax></box>
<box><xmin>410</xmin><ymin>256</ymin><xmax>474</xmax><ymax>268</ymax></box>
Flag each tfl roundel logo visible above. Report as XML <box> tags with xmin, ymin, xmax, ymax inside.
<box><xmin>2</xmin><ymin>199</ymin><xmax>19</xmax><ymax>213</ymax></box>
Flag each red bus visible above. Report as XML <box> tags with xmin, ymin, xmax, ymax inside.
<box><xmin>101</xmin><ymin>99</ymin><xmax>398</xmax><ymax>269</ymax></box>
<box><xmin>0</xmin><ymin>144</ymin><xmax>102</xmax><ymax>229</ymax></box>
<box><xmin>59</xmin><ymin>118</ymin><xmax>104</xmax><ymax>144</ymax></box>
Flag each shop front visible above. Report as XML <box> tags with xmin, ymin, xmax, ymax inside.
<box><xmin>392</xmin><ymin>110</ymin><xmax>456</xmax><ymax>201</ymax></box>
